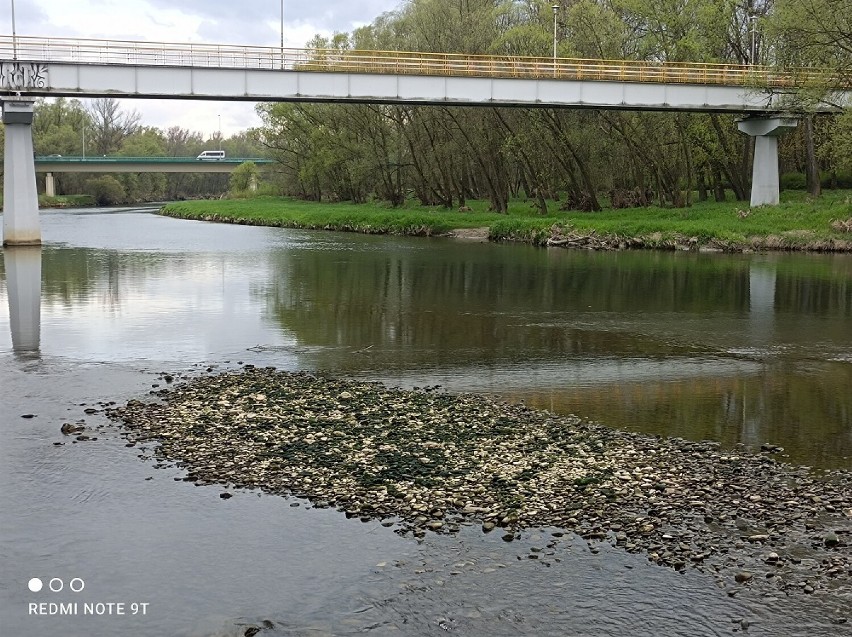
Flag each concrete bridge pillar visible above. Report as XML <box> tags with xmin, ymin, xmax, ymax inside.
<box><xmin>2</xmin><ymin>99</ymin><xmax>41</xmax><ymax>245</ymax></box>
<box><xmin>5</xmin><ymin>246</ymin><xmax>42</xmax><ymax>355</ymax></box>
<box><xmin>45</xmin><ymin>172</ymin><xmax>56</xmax><ymax>197</ymax></box>
<box><xmin>249</xmin><ymin>173</ymin><xmax>258</xmax><ymax>192</ymax></box>
<box><xmin>737</xmin><ymin>116</ymin><xmax>798</xmax><ymax>207</ymax></box>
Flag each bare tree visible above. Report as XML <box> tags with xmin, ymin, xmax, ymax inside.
<box><xmin>87</xmin><ymin>98</ymin><xmax>141</xmax><ymax>155</ymax></box>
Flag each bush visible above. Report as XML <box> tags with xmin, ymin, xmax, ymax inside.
<box><xmin>85</xmin><ymin>176</ymin><xmax>126</xmax><ymax>206</ymax></box>
<box><xmin>229</xmin><ymin>161</ymin><xmax>259</xmax><ymax>193</ymax></box>
<box><xmin>820</xmin><ymin>171</ymin><xmax>852</xmax><ymax>189</ymax></box>
<box><xmin>780</xmin><ymin>172</ymin><xmax>807</xmax><ymax>190</ymax></box>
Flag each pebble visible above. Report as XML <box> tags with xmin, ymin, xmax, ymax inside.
<box><xmin>102</xmin><ymin>368</ymin><xmax>852</xmax><ymax>594</ymax></box>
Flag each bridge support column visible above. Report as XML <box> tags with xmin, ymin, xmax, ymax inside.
<box><xmin>249</xmin><ymin>174</ymin><xmax>258</xmax><ymax>192</ymax></box>
<box><xmin>737</xmin><ymin>116</ymin><xmax>798</xmax><ymax>207</ymax></box>
<box><xmin>5</xmin><ymin>246</ymin><xmax>42</xmax><ymax>355</ymax></box>
<box><xmin>2</xmin><ymin>99</ymin><xmax>41</xmax><ymax>246</ymax></box>
<box><xmin>45</xmin><ymin>172</ymin><xmax>56</xmax><ymax>197</ymax></box>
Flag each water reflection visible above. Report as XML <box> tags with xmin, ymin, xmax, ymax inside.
<box><xmin>4</xmin><ymin>246</ymin><xmax>41</xmax><ymax>356</ymax></box>
<box><xmin>1</xmin><ymin>212</ymin><xmax>851</xmax><ymax>469</ymax></box>
<box><xmin>1</xmin><ymin>210</ymin><xmax>851</xmax><ymax>636</ymax></box>
<box><xmin>259</xmin><ymin>243</ymin><xmax>852</xmax><ymax>468</ymax></box>
<box><xmin>748</xmin><ymin>259</ymin><xmax>776</xmax><ymax>344</ymax></box>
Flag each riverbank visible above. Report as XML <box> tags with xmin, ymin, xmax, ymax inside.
<box><xmin>105</xmin><ymin>367</ymin><xmax>852</xmax><ymax>606</ymax></box>
<box><xmin>0</xmin><ymin>194</ymin><xmax>96</xmax><ymax>208</ymax></box>
<box><xmin>39</xmin><ymin>194</ymin><xmax>97</xmax><ymax>208</ymax></box>
<box><xmin>159</xmin><ymin>191</ymin><xmax>852</xmax><ymax>251</ymax></box>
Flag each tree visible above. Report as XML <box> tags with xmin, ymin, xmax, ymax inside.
<box><xmin>247</xmin><ymin>0</ymin><xmax>850</xmax><ymax>210</ymax></box>
<box><xmin>87</xmin><ymin>98</ymin><xmax>141</xmax><ymax>155</ymax></box>
<box><xmin>771</xmin><ymin>0</ymin><xmax>851</xmax><ymax>107</ymax></box>
<box><xmin>85</xmin><ymin>176</ymin><xmax>126</xmax><ymax>205</ymax></box>
<box><xmin>229</xmin><ymin>161</ymin><xmax>260</xmax><ymax>193</ymax></box>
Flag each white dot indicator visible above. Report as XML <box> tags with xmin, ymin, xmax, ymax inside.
<box><xmin>28</xmin><ymin>578</ymin><xmax>43</xmax><ymax>592</ymax></box>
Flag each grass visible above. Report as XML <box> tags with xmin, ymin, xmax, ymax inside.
<box><xmin>39</xmin><ymin>194</ymin><xmax>96</xmax><ymax>208</ymax></box>
<box><xmin>0</xmin><ymin>194</ymin><xmax>96</xmax><ymax>208</ymax></box>
<box><xmin>160</xmin><ymin>197</ymin><xmax>503</xmax><ymax>236</ymax></box>
<box><xmin>160</xmin><ymin>191</ymin><xmax>852</xmax><ymax>251</ymax></box>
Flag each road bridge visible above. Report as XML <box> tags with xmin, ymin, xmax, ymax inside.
<box><xmin>2</xmin><ymin>35</ymin><xmax>850</xmax><ymax>245</ymax></box>
<box><xmin>28</xmin><ymin>156</ymin><xmax>273</xmax><ymax>196</ymax></box>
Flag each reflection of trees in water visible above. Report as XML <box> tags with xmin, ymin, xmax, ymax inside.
<box><xmin>104</xmin><ymin>252</ymin><xmax>122</xmax><ymax>313</ymax></box>
<box><xmin>15</xmin><ymin>248</ymin><xmax>169</xmax><ymax>309</ymax></box>
<box><xmin>775</xmin><ymin>271</ymin><xmax>852</xmax><ymax>315</ymax></box>
<box><xmin>257</xmin><ymin>243</ymin><xmax>852</xmax><ymax>469</ymax></box>
<box><xmin>260</xmin><ymin>245</ymin><xmax>755</xmax><ymax>368</ymax></box>
<box><xmin>518</xmin><ymin>366</ymin><xmax>852</xmax><ymax>470</ymax></box>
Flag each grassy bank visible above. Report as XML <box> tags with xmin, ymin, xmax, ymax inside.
<box><xmin>160</xmin><ymin>197</ymin><xmax>498</xmax><ymax>236</ymax></box>
<box><xmin>160</xmin><ymin>191</ymin><xmax>852</xmax><ymax>251</ymax></box>
<box><xmin>0</xmin><ymin>194</ymin><xmax>96</xmax><ymax>209</ymax></box>
<box><xmin>39</xmin><ymin>194</ymin><xmax>96</xmax><ymax>208</ymax></box>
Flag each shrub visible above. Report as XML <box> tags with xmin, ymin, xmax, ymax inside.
<box><xmin>780</xmin><ymin>173</ymin><xmax>807</xmax><ymax>190</ymax></box>
<box><xmin>820</xmin><ymin>171</ymin><xmax>852</xmax><ymax>189</ymax></box>
<box><xmin>85</xmin><ymin>176</ymin><xmax>126</xmax><ymax>206</ymax></box>
<box><xmin>229</xmin><ymin>161</ymin><xmax>259</xmax><ymax>193</ymax></box>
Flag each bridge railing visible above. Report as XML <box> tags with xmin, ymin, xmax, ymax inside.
<box><xmin>33</xmin><ymin>155</ymin><xmax>272</xmax><ymax>163</ymax></box>
<box><xmin>0</xmin><ymin>35</ymin><xmax>841</xmax><ymax>89</ymax></box>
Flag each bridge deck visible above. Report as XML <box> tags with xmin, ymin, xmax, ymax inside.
<box><xmin>0</xmin><ymin>35</ymin><xmax>843</xmax><ymax>89</ymax></box>
<box><xmin>29</xmin><ymin>156</ymin><xmax>272</xmax><ymax>173</ymax></box>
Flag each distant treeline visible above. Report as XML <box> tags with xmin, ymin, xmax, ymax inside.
<box><xmin>0</xmin><ymin>97</ymin><xmax>267</xmax><ymax>204</ymax></box>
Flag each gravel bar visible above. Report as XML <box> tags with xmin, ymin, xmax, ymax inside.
<box><xmin>106</xmin><ymin>367</ymin><xmax>852</xmax><ymax>600</ymax></box>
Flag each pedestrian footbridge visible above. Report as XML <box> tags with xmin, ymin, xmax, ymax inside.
<box><xmin>2</xmin><ymin>35</ymin><xmax>850</xmax><ymax>245</ymax></box>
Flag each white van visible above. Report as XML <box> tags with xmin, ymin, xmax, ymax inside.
<box><xmin>196</xmin><ymin>150</ymin><xmax>226</xmax><ymax>160</ymax></box>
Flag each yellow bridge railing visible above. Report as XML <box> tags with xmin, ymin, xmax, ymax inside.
<box><xmin>0</xmin><ymin>35</ymin><xmax>843</xmax><ymax>90</ymax></box>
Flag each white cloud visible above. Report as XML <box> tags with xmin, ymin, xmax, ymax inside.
<box><xmin>10</xmin><ymin>0</ymin><xmax>403</xmax><ymax>136</ymax></box>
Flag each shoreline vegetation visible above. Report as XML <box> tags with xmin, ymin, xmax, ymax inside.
<box><xmin>39</xmin><ymin>194</ymin><xmax>96</xmax><ymax>208</ymax></box>
<box><xmin>107</xmin><ymin>368</ymin><xmax>852</xmax><ymax>603</ymax></box>
<box><xmin>159</xmin><ymin>191</ymin><xmax>852</xmax><ymax>252</ymax></box>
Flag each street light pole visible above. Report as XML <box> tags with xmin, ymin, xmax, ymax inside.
<box><xmin>749</xmin><ymin>15</ymin><xmax>757</xmax><ymax>65</ymax></box>
<box><xmin>218</xmin><ymin>114</ymin><xmax>222</xmax><ymax>150</ymax></box>
<box><xmin>11</xmin><ymin>0</ymin><xmax>18</xmax><ymax>60</ymax></box>
<box><xmin>552</xmin><ymin>4</ymin><xmax>559</xmax><ymax>77</ymax></box>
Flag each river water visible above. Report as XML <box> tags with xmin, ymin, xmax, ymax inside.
<box><xmin>1</xmin><ymin>207</ymin><xmax>851</xmax><ymax>636</ymax></box>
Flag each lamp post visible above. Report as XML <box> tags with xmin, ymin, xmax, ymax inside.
<box><xmin>11</xmin><ymin>0</ymin><xmax>18</xmax><ymax>60</ymax></box>
<box><xmin>749</xmin><ymin>15</ymin><xmax>757</xmax><ymax>65</ymax></box>
<box><xmin>552</xmin><ymin>4</ymin><xmax>559</xmax><ymax>77</ymax></box>
<box><xmin>218</xmin><ymin>114</ymin><xmax>222</xmax><ymax>150</ymax></box>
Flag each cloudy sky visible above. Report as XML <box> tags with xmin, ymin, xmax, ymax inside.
<box><xmin>7</xmin><ymin>0</ymin><xmax>404</xmax><ymax>137</ymax></box>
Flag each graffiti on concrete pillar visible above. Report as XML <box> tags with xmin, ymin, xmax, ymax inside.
<box><xmin>0</xmin><ymin>62</ymin><xmax>49</xmax><ymax>89</ymax></box>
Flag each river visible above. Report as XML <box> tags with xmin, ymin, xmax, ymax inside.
<box><xmin>1</xmin><ymin>207</ymin><xmax>851</xmax><ymax>636</ymax></box>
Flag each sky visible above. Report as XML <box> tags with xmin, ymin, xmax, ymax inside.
<box><xmin>5</xmin><ymin>0</ymin><xmax>404</xmax><ymax>138</ymax></box>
